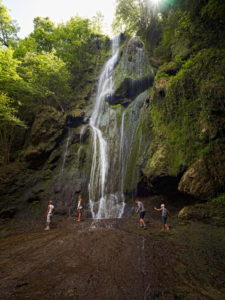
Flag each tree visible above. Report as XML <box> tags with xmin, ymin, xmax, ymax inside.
<box><xmin>19</xmin><ymin>51</ymin><xmax>71</xmax><ymax>111</ymax></box>
<box><xmin>53</xmin><ymin>16</ymin><xmax>99</xmax><ymax>85</ymax></box>
<box><xmin>31</xmin><ymin>17</ymin><xmax>55</xmax><ymax>52</ymax></box>
<box><xmin>91</xmin><ymin>11</ymin><xmax>104</xmax><ymax>34</ymax></box>
<box><xmin>0</xmin><ymin>92</ymin><xmax>25</xmax><ymax>164</ymax></box>
<box><xmin>13</xmin><ymin>36</ymin><xmax>37</xmax><ymax>59</ymax></box>
<box><xmin>0</xmin><ymin>47</ymin><xmax>23</xmax><ymax>97</ymax></box>
<box><xmin>0</xmin><ymin>0</ymin><xmax>19</xmax><ymax>47</ymax></box>
<box><xmin>113</xmin><ymin>0</ymin><xmax>162</xmax><ymax>47</ymax></box>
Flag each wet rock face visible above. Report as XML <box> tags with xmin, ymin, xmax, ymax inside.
<box><xmin>25</xmin><ymin>107</ymin><xmax>66</xmax><ymax>169</ymax></box>
<box><xmin>142</xmin><ymin>48</ymin><xmax>225</xmax><ymax>200</ymax></box>
<box><xmin>109</xmin><ymin>76</ymin><xmax>154</xmax><ymax>105</ymax></box>
<box><xmin>66</xmin><ymin>109</ymin><xmax>85</xmax><ymax>127</ymax></box>
<box><xmin>47</xmin><ymin>178</ymin><xmax>88</xmax><ymax>215</ymax></box>
<box><xmin>179</xmin><ymin>143</ymin><xmax>225</xmax><ymax>199</ymax></box>
<box><xmin>110</xmin><ymin>37</ymin><xmax>154</xmax><ymax>106</ymax></box>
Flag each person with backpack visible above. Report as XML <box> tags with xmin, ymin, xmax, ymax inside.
<box><xmin>154</xmin><ymin>204</ymin><xmax>169</xmax><ymax>231</ymax></box>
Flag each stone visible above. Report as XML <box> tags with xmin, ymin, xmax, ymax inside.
<box><xmin>0</xmin><ymin>207</ymin><xmax>17</xmax><ymax>218</ymax></box>
<box><xmin>179</xmin><ymin>143</ymin><xmax>225</xmax><ymax>199</ymax></box>
<box><xmin>111</xmin><ymin>76</ymin><xmax>154</xmax><ymax>105</ymax></box>
<box><xmin>178</xmin><ymin>203</ymin><xmax>225</xmax><ymax>226</ymax></box>
<box><xmin>24</xmin><ymin>106</ymin><xmax>65</xmax><ymax>168</ymax></box>
<box><xmin>158</xmin><ymin>61</ymin><xmax>180</xmax><ymax>76</ymax></box>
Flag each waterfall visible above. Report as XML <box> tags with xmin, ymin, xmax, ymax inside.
<box><xmin>61</xmin><ymin>129</ymin><xmax>71</xmax><ymax>174</ymax></box>
<box><xmin>88</xmin><ymin>36</ymin><xmax>152</xmax><ymax>219</ymax></box>
<box><xmin>89</xmin><ymin>36</ymin><xmax>125</xmax><ymax>219</ymax></box>
<box><xmin>119</xmin><ymin>111</ymin><xmax>126</xmax><ymax>193</ymax></box>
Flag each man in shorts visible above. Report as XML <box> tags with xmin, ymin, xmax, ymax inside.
<box><xmin>154</xmin><ymin>204</ymin><xmax>169</xmax><ymax>231</ymax></box>
<box><xmin>135</xmin><ymin>199</ymin><xmax>146</xmax><ymax>228</ymax></box>
<box><xmin>45</xmin><ymin>200</ymin><xmax>54</xmax><ymax>230</ymax></box>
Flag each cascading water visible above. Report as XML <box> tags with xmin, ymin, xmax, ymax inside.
<box><xmin>89</xmin><ymin>35</ymin><xmax>153</xmax><ymax>219</ymax></box>
<box><xmin>61</xmin><ymin>129</ymin><xmax>71</xmax><ymax>174</ymax></box>
<box><xmin>89</xmin><ymin>36</ymin><xmax>125</xmax><ymax>219</ymax></box>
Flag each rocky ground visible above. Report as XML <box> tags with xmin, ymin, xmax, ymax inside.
<box><xmin>0</xmin><ymin>202</ymin><xmax>225</xmax><ymax>300</ymax></box>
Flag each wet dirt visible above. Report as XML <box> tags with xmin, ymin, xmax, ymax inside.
<box><xmin>0</xmin><ymin>209</ymin><xmax>225</xmax><ymax>300</ymax></box>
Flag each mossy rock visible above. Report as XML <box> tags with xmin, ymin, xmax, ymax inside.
<box><xmin>171</xmin><ymin>38</ymin><xmax>191</xmax><ymax>60</ymax></box>
<box><xmin>24</xmin><ymin>106</ymin><xmax>66</xmax><ymax>168</ymax></box>
<box><xmin>144</xmin><ymin>146</ymin><xmax>169</xmax><ymax>177</ymax></box>
<box><xmin>149</xmin><ymin>56</ymin><xmax>161</xmax><ymax>68</ymax></box>
<box><xmin>30</xmin><ymin>106</ymin><xmax>65</xmax><ymax>146</ymax></box>
<box><xmin>143</xmin><ymin>48</ymin><xmax>225</xmax><ymax>198</ymax></box>
<box><xmin>178</xmin><ymin>203</ymin><xmax>225</xmax><ymax>226</ymax></box>
<box><xmin>179</xmin><ymin>141</ymin><xmax>225</xmax><ymax>199</ymax></box>
<box><xmin>112</xmin><ymin>76</ymin><xmax>154</xmax><ymax>105</ymax></box>
<box><xmin>158</xmin><ymin>61</ymin><xmax>180</xmax><ymax>76</ymax></box>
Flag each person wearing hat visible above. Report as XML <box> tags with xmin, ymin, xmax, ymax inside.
<box><xmin>154</xmin><ymin>204</ymin><xmax>169</xmax><ymax>231</ymax></box>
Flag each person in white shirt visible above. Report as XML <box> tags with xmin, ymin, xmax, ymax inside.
<box><xmin>45</xmin><ymin>200</ymin><xmax>54</xmax><ymax>230</ymax></box>
<box><xmin>135</xmin><ymin>199</ymin><xmax>146</xmax><ymax>228</ymax></box>
<box><xmin>76</xmin><ymin>194</ymin><xmax>83</xmax><ymax>222</ymax></box>
<box><xmin>154</xmin><ymin>204</ymin><xmax>169</xmax><ymax>231</ymax></box>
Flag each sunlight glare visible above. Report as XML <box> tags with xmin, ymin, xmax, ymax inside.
<box><xmin>147</xmin><ymin>0</ymin><xmax>163</xmax><ymax>10</ymax></box>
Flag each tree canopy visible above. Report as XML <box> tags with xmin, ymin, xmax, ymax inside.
<box><xmin>0</xmin><ymin>0</ymin><xmax>19</xmax><ymax>47</ymax></box>
<box><xmin>0</xmin><ymin>3</ymin><xmax>107</xmax><ymax>165</ymax></box>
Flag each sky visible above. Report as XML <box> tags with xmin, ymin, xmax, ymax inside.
<box><xmin>3</xmin><ymin>0</ymin><xmax>116</xmax><ymax>38</ymax></box>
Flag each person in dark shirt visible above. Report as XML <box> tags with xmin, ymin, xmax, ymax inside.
<box><xmin>154</xmin><ymin>204</ymin><xmax>169</xmax><ymax>231</ymax></box>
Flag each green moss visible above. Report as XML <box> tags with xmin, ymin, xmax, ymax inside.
<box><xmin>210</xmin><ymin>194</ymin><xmax>225</xmax><ymax>206</ymax></box>
<box><xmin>146</xmin><ymin>48</ymin><xmax>225</xmax><ymax>177</ymax></box>
<box><xmin>110</xmin><ymin>103</ymin><xmax>122</xmax><ymax>109</ymax></box>
<box><xmin>157</xmin><ymin>61</ymin><xmax>180</xmax><ymax>76</ymax></box>
<box><xmin>154</xmin><ymin>72</ymin><xmax>169</xmax><ymax>81</ymax></box>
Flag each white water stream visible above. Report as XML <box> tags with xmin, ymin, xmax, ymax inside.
<box><xmin>61</xmin><ymin>129</ymin><xmax>71</xmax><ymax>174</ymax></box>
<box><xmin>88</xmin><ymin>36</ymin><xmax>152</xmax><ymax>219</ymax></box>
<box><xmin>89</xmin><ymin>36</ymin><xmax>125</xmax><ymax>219</ymax></box>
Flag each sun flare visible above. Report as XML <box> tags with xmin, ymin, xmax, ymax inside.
<box><xmin>147</xmin><ymin>0</ymin><xmax>163</xmax><ymax>10</ymax></box>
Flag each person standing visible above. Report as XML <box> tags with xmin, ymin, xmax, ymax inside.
<box><xmin>45</xmin><ymin>200</ymin><xmax>54</xmax><ymax>230</ymax></box>
<box><xmin>76</xmin><ymin>194</ymin><xmax>83</xmax><ymax>222</ymax></box>
<box><xmin>135</xmin><ymin>199</ymin><xmax>146</xmax><ymax>228</ymax></box>
<box><xmin>154</xmin><ymin>204</ymin><xmax>169</xmax><ymax>231</ymax></box>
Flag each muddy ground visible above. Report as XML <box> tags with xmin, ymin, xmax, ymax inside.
<box><xmin>0</xmin><ymin>204</ymin><xmax>225</xmax><ymax>300</ymax></box>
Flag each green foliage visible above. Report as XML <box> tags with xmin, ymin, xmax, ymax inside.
<box><xmin>0</xmin><ymin>1</ymin><xmax>109</xmax><ymax>164</ymax></box>
<box><xmin>0</xmin><ymin>0</ymin><xmax>19</xmax><ymax>47</ymax></box>
<box><xmin>114</xmin><ymin>0</ymin><xmax>225</xmax><ymax>61</ymax></box>
<box><xmin>53</xmin><ymin>16</ymin><xmax>102</xmax><ymax>79</ymax></box>
<box><xmin>31</xmin><ymin>17</ymin><xmax>55</xmax><ymax>52</ymax></box>
<box><xmin>13</xmin><ymin>36</ymin><xmax>37</xmax><ymax>59</ymax></box>
<box><xmin>0</xmin><ymin>92</ymin><xmax>24</xmax><ymax>126</ymax></box>
<box><xmin>0</xmin><ymin>92</ymin><xmax>25</xmax><ymax>165</ymax></box>
<box><xmin>154</xmin><ymin>72</ymin><xmax>169</xmax><ymax>81</ymax></box>
<box><xmin>0</xmin><ymin>47</ymin><xmax>26</xmax><ymax>98</ymax></box>
<box><xmin>91</xmin><ymin>12</ymin><xmax>104</xmax><ymax>34</ymax></box>
<box><xmin>19</xmin><ymin>51</ymin><xmax>71</xmax><ymax>110</ymax></box>
<box><xmin>113</xmin><ymin>0</ymin><xmax>162</xmax><ymax>47</ymax></box>
<box><xmin>149</xmin><ymin>48</ymin><xmax>225</xmax><ymax>175</ymax></box>
<box><xmin>210</xmin><ymin>194</ymin><xmax>225</xmax><ymax>206</ymax></box>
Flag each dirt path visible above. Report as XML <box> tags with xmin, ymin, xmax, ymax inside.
<box><xmin>0</xmin><ymin>215</ymin><xmax>225</xmax><ymax>300</ymax></box>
